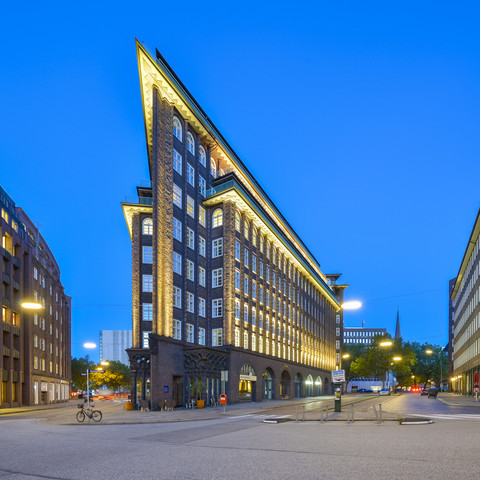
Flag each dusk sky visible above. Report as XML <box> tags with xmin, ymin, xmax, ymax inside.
<box><xmin>1</xmin><ymin>2</ymin><xmax>479</xmax><ymax>361</ymax></box>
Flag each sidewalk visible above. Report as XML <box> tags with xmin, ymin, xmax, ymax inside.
<box><xmin>437</xmin><ymin>392</ymin><xmax>480</xmax><ymax>407</ymax></box>
<box><xmin>44</xmin><ymin>394</ymin><xmax>401</xmax><ymax>425</ymax></box>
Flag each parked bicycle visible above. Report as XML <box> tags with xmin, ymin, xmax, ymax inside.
<box><xmin>76</xmin><ymin>402</ymin><xmax>102</xmax><ymax>422</ymax></box>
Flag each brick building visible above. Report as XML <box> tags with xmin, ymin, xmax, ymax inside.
<box><xmin>122</xmin><ymin>41</ymin><xmax>347</xmax><ymax>408</ymax></box>
<box><xmin>1</xmin><ymin>186</ymin><xmax>71</xmax><ymax>407</ymax></box>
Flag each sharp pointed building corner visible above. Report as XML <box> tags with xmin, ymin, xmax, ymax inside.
<box><xmin>394</xmin><ymin>309</ymin><xmax>402</xmax><ymax>339</ymax></box>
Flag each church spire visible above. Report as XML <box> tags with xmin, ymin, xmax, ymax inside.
<box><xmin>395</xmin><ymin>308</ymin><xmax>402</xmax><ymax>339</ymax></box>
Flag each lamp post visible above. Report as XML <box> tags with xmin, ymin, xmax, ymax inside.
<box><xmin>83</xmin><ymin>342</ymin><xmax>97</xmax><ymax>408</ymax></box>
<box><xmin>426</xmin><ymin>348</ymin><xmax>443</xmax><ymax>391</ymax></box>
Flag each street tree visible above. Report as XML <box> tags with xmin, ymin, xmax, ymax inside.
<box><xmin>71</xmin><ymin>356</ymin><xmax>95</xmax><ymax>391</ymax></box>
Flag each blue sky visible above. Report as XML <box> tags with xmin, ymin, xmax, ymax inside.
<box><xmin>1</xmin><ymin>2</ymin><xmax>479</xmax><ymax>360</ymax></box>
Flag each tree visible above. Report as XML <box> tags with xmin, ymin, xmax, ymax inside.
<box><xmin>407</xmin><ymin>342</ymin><xmax>447</xmax><ymax>387</ymax></box>
<box><xmin>89</xmin><ymin>360</ymin><xmax>131</xmax><ymax>391</ymax></box>
<box><xmin>342</xmin><ymin>343</ymin><xmax>367</xmax><ymax>390</ymax></box>
<box><xmin>71</xmin><ymin>356</ymin><xmax>95</xmax><ymax>391</ymax></box>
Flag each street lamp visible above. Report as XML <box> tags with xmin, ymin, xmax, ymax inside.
<box><xmin>425</xmin><ymin>348</ymin><xmax>443</xmax><ymax>391</ymax></box>
<box><xmin>342</xmin><ymin>301</ymin><xmax>362</xmax><ymax>310</ymax></box>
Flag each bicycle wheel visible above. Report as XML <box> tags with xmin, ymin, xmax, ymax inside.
<box><xmin>92</xmin><ymin>410</ymin><xmax>102</xmax><ymax>422</ymax></box>
<box><xmin>76</xmin><ymin>411</ymin><xmax>86</xmax><ymax>423</ymax></box>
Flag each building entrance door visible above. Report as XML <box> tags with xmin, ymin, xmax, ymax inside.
<box><xmin>173</xmin><ymin>376</ymin><xmax>183</xmax><ymax>407</ymax></box>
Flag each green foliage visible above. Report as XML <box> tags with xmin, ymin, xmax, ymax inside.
<box><xmin>71</xmin><ymin>356</ymin><xmax>95</xmax><ymax>391</ymax></box>
<box><xmin>71</xmin><ymin>357</ymin><xmax>131</xmax><ymax>392</ymax></box>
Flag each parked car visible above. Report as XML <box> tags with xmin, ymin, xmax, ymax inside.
<box><xmin>357</xmin><ymin>389</ymin><xmax>373</xmax><ymax>393</ymax></box>
<box><xmin>379</xmin><ymin>388</ymin><xmax>391</xmax><ymax>396</ymax></box>
<box><xmin>427</xmin><ymin>388</ymin><xmax>439</xmax><ymax>398</ymax></box>
<box><xmin>420</xmin><ymin>388</ymin><xmax>428</xmax><ymax>396</ymax></box>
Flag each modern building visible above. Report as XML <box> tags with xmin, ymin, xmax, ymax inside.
<box><xmin>99</xmin><ymin>330</ymin><xmax>131</xmax><ymax>365</ymax></box>
<box><xmin>1</xmin><ymin>186</ymin><xmax>71</xmax><ymax>407</ymax></box>
<box><xmin>122</xmin><ymin>41</ymin><xmax>347</xmax><ymax>409</ymax></box>
<box><xmin>343</xmin><ymin>327</ymin><xmax>387</xmax><ymax>345</ymax></box>
<box><xmin>450</xmin><ymin>208</ymin><xmax>480</xmax><ymax>395</ymax></box>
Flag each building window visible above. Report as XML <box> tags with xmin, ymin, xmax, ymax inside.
<box><xmin>199</xmin><ymin>206</ymin><xmax>205</xmax><ymax>226</ymax></box>
<box><xmin>252</xmin><ymin>307</ymin><xmax>257</xmax><ymax>326</ymax></box>
<box><xmin>244</xmin><ymin>220</ymin><xmax>249</xmax><ymax>239</ymax></box>
<box><xmin>187</xmin><ymin>260</ymin><xmax>195</xmax><ymax>281</ymax></box>
<box><xmin>142</xmin><ymin>275</ymin><xmax>153</xmax><ymax>292</ymax></box>
<box><xmin>33</xmin><ymin>267</ymin><xmax>38</xmax><ymax>280</ymax></box>
<box><xmin>199</xmin><ymin>266</ymin><xmax>206</xmax><ymax>287</ymax></box>
<box><xmin>235</xmin><ymin>211</ymin><xmax>241</xmax><ymax>231</ymax></box>
<box><xmin>252</xmin><ymin>335</ymin><xmax>256</xmax><ymax>352</ymax></box>
<box><xmin>252</xmin><ymin>254</ymin><xmax>257</xmax><ymax>273</ymax></box>
<box><xmin>186</xmin><ymin>132</ymin><xmax>195</xmax><ymax>154</ymax></box>
<box><xmin>244</xmin><ymin>304</ymin><xmax>249</xmax><ymax>323</ymax></box>
<box><xmin>173</xmin><ymin>287</ymin><xmax>182</xmax><ymax>308</ymax></box>
<box><xmin>173</xmin><ymin>149</ymin><xmax>182</xmax><ymax>174</ymax></box>
<box><xmin>336</xmin><ymin>314</ymin><xmax>340</xmax><ymax>324</ymax></box>
<box><xmin>235</xmin><ymin>269</ymin><xmax>241</xmax><ymax>290</ymax></box>
<box><xmin>244</xmin><ymin>332</ymin><xmax>249</xmax><ymax>350</ymax></box>
<box><xmin>252</xmin><ymin>227</ymin><xmax>257</xmax><ymax>246</ymax></box>
<box><xmin>235</xmin><ymin>328</ymin><xmax>240</xmax><ymax>347</ymax></box>
<box><xmin>199</xmin><ymin>236</ymin><xmax>206</xmax><ymax>256</ymax></box>
<box><xmin>187</xmin><ymin>163</ymin><xmax>195</xmax><ymax>186</ymax></box>
<box><xmin>173</xmin><ymin>116</ymin><xmax>182</xmax><ymax>141</ymax></box>
<box><xmin>173</xmin><ymin>217</ymin><xmax>182</xmax><ymax>241</ymax></box>
<box><xmin>244</xmin><ymin>248</ymin><xmax>249</xmax><ymax>267</ymax></box>
<box><xmin>212</xmin><ymin>238</ymin><xmax>223</xmax><ymax>258</ymax></box>
<box><xmin>235</xmin><ymin>240</ymin><xmax>241</xmax><ymax>260</ymax></box>
<box><xmin>173</xmin><ymin>319</ymin><xmax>182</xmax><ymax>340</ymax></box>
<box><xmin>143</xmin><ymin>246</ymin><xmax>153</xmax><ymax>264</ymax></box>
<box><xmin>212</xmin><ymin>268</ymin><xmax>223</xmax><ymax>288</ymax></box>
<box><xmin>199</xmin><ymin>146</ymin><xmax>206</xmax><ymax>167</ymax></box>
<box><xmin>187</xmin><ymin>293</ymin><xmax>194</xmax><ymax>313</ymax></box>
<box><xmin>187</xmin><ymin>323</ymin><xmax>194</xmax><ymax>343</ymax></box>
<box><xmin>142</xmin><ymin>218</ymin><xmax>153</xmax><ymax>235</ymax></box>
<box><xmin>244</xmin><ymin>275</ymin><xmax>249</xmax><ymax>295</ymax></box>
<box><xmin>212</xmin><ymin>208</ymin><xmax>223</xmax><ymax>228</ymax></box>
<box><xmin>259</xmin><ymin>312</ymin><xmax>263</xmax><ymax>329</ymax></box>
<box><xmin>336</xmin><ymin>328</ymin><xmax>340</xmax><ymax>336</ymax></box>
<box><xmin>187</xmin><ymin>228</ymin><xmax>195</xmax><ymax>250</ymax></box>
<box><xmin>252</xmin><ymin>281</ymin><xmax>257</xmax><ymax>300</ymax></box>
<box><xmin>173</xmin><ymin>252</ymin><xmax>182</xmax><ymax>275</ymax></box>
<box><xmin>199</xmin><ymin>176</ymin><xmax>206</xmax><ymax>197</ymax></box>
<box><xmin>212</xmin><ymin>328</ymin><xmax>223</xmax><ymax>346</ymax></box>
<box><xmin>210</xmin><ymin>158</ymin><xmax>217</xmax><ymax>177</ymax></box>
<box><xmin>199</xmin><ymin>297</ymin><xmax>206</xmax><ymax>317</ymax></box>
<box><xmin>143</xmin><ymin>303</ymin><xmax>153</xmax><ymax>320</ymax></box>
<box><xmin>235</xmin><ymin>299</ymin><xmax>240</xmax><ymax>319</ymax></box>
<box><xmin>199</xmin><ymin>327</ymin><xmax>206</xmax><ymax>345</ymax></box>
<box><xmin>336</xmin><ymin>340</ymin><xmax>340</xmax><ymax>349</ymax></box>
<box><xmin>173</xmin><ymin>184</ymin><xmax>182</xmax><ymax>208</ymax></box>
<box><xmin>212</xmin><ymin>299</ymin><xmax>223</xmax><ymax>317</ymax></box>
<box><xmin>186</xmin><ymin>195</ymin><xmax>194</xmax><ymax>217</ymax></box>
<box><xmin>142</xmin><ymin>332</ymin><xmax>151</xmax><ymax>348</ymax></box>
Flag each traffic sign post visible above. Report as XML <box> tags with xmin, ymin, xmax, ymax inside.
<box><xmin>475</xmin><ymin>372</ymin><xmax>479</xmax><ymax>402</ymax></box>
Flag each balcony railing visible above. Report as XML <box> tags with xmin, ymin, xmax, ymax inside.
<box><xmin>1</xmin><ymin>247</ymin><xmax>11</xmax><ymax>260</ymax></box>
<box><xmin>2</xmin><ymin>346</ymin><xmax>10</xmax><ymax>357</ymax></box>
<box><xmin>2</xmin><ymin>272</ymin><xmax>10</xmax><ymax>285</ymax></box>
<box><xmin>12</xmin><ymin>325</ymin><xmax>20</xmax><ymax>336</ymax></box>
<box><xmin>123</xmin><ymin>196</ymin><xmax>153</xmax><ymax>205</ymax></box>
<box><xmin>13</xmin><ymin>279</ymin><xmax>20</xmax><ymax>291</ymax></box>
<box><xmin>2</xmin><ymin>322</ymin><xmax>11</xmax><ymax>332</ymax></box>
<box><xmin>12</xmin><ymin>257</ymin><xmax>20</xmax><ymax>268</ymax></box>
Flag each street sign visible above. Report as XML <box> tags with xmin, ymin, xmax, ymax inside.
<box><xmin>332</xmin><ymin>370</ymin><xmax>345</xmax><ymax>383</ymax></box>
<box><xmin>88</xmin><ymin>369</ymin><xmax>105</xmax><ymax>373</ymax></box>
<box><xmin>80</xmin><ymin>373</ymin><xmax>87</xmax><ymax>376</ymax></box>
<box><xmin>474</xmin><ymin>385</ymin><xmax>479</xmax><ymax>393</ymax></box>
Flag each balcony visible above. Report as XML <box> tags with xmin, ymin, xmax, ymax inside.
<box><xmin>123</xmin><ymin>196</ymin><xmax>153</xmax><ymax>206</ymax></box>
<box><xmin>12</xmin><ymin>279</ymin><xmax>20</xmax><ymax>291</ymax></box>
<box><xmin>1</xmin><ymin>247</ymin><xmax>11</xmax><ymax>261</ymax></box>
<box><xmin>2</xmin><ymin>346</ymin><xmax>10</xmax><ymax>357</ymax></box>
<box><xmin>12</xmin><ymin>349</ymin><xmax>20</xmax><ymax>359</ymax></box>
<box><xmin>3</xmin><ymin>272</ymin><xmax>10</xmax><ymax>285</ymax></box>
<box><xmin>12</xmin><ymin>325</ymin><xmax>20</xmax><ymax>336</ymax></box>
<box><xmin>12</xmin><ymin>257</ymin><xmax>20</xmax><ymax>268</ymax></box>
<box><xmin>2</xmin><ymin>322</ymin><xmax>11</xmax><ymax>333</ymax></box>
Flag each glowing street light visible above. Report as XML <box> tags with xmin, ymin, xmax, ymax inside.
<box><xmin>83</xmin><ymin>342</ymin><xmax>96</xmax><ymax>349</ymax></box>
<box><xmin>20</xmin><ymin>300</ymin><xmax>43</xmax><ymax>310</ymax></box>
<box><xmin>342</xmin><ymin>353</ymin><xmax>351</xmax><ymax>359</ymax></box>
<box><xmin>342</xmin><ymin>301</ymin><xmax>362</xmax><ymax>310</ymax></box>
<box><xmin>379</xmin><ymin>341</ymin><xmax>393</xmax><ymax>347</ymax></box>
<box><xmin>392</xmin><ymin>356</ymin><xmax>402</xmax><ymax>362</ymax></box>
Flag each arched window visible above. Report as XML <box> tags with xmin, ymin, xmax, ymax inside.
<box><xmin>210</xmin><ymin>158</ymin><xmax>217</xmax><ymax>178</ymax></box>
<box><xmin>173</xmin><ymin>116</ymin><xmax>182</xmax><ymax>141</ymax></box>
<box><xmin>235</xmin><ymin>211</ymin><xmax>241</xmax><ymax>231</ymax></box>
<box><xmin>142</xmin><ymin>218</ymin><xmax>153</xmax><ymax>235</ymax></box>
<box><xmin>186</xmin><ymin>132</ymin><xmax>195</xmax><ymax>154</ymax></box>
<box><xmin>212</xmin><ymin>209</ymin><xmax>223</xmax><ymax>228</ymax></box>
<box><xmin>199</xmin><ymin>146</ymin><xmax>206</xmax><ymax>167</ymax></box>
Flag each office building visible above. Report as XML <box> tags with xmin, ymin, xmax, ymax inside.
<box><xmin>1</xmin><ymin>186</ymin><xmax>71</xmax><ymax>407</ymax></box>
<box><xmin>450</xmin><ymin>209</ymin><xmax>480</xmax><ymax>395</ymax></box>
<box><xmin>343</xmin><ymin>327</ymin><xmax>387</xmax><ymax>345</ymax></box>
<box><xmin>122</xmin><ymin>41</ymin><xmax>347</xmax><ymax>408</ymax></box>
<box><xmin>99</xmin><ymin>330</ymin><xmax>131</xmax><ymax>365</ymax></box>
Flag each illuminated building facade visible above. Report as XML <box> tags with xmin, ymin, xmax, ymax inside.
<box><xmin>343</xmin><ymin>327</ymin><xmax>387</xmax><ymax>345</ymax></box>
<box><xmin>1</xmin><ymin>186</ymin><xmax>71</xmax><ymax>407</ymax></box>
<box><xmin>99</xmin><ymin>330</ymin><xmax>131</xmax><ymax>365</ymax></box>
<box><xmin>450</xmin><ymin>209</ymin><xmax>480</xmax><ymax>395</ymax></box>
<box><xmin>123</xmin><ymin>41</ymin><xmax>347</xmax><ymax>408</ymax></box>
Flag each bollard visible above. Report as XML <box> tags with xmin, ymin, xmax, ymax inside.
<box><xmin>347</xmin><ymin>404</ymin><xmax>354</xmax><ymax>424</ymax></box>
<box><xmin>302</xmin><ymin>405</ymin><xmax>305</xmax><ymax>422</ymax></box>
<box><xmin>320</xmin><ymin>407</ymin><xmax>329</xmax><ymax>422</ymax></box>
<box><xmin>373</xmin><ymin>404</ymin><xmax>383</xmax><ymax>424</ymax></box>
<box><xmin>295</xmin><ymin>406</ymin><xmax>299</xmax><ymax>423</ymax></box>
